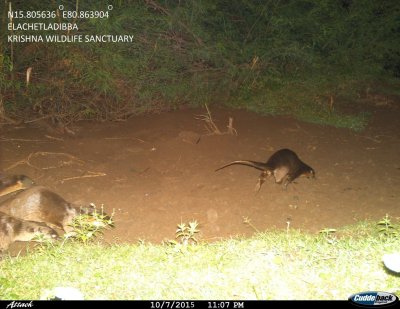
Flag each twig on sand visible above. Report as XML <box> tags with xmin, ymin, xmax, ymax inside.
<box><xmin>104</xmin><ymin>137</ymin><xmax>146</xmax><ymax>143</ymax></box>
<box><xmin>4</xmin><ymin>152</ymin><xmax>84</xmax><ymax>171</ymax></box>
<box><xmin>45</xmin><ymin>135</ymin><xmax>64</xmax><ymax>141</ymax></box>
<box><xmin>0</xmin><ymin>137</ymin><xmax>46</xmax><ymax>142</ymax></box>
<box><xmin>195</xmin><ymin>104</ymin><xmax>237</xmax><ymax>136</ymax></box>
<box><xmin>226</xmin><ymin>117</ymin><xmax>237</xmax><ymax>136</ymax></box>
<box><xmin>59</xmin><ymin>171</ymin><xmax>106</xmax><ymax>183</ymax></box>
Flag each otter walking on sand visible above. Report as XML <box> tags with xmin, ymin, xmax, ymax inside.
<box><xmin>0</xmin><ymin>211</ymin><xmax>59</xmax><ymax>251</ymax></box>
<box><xmin>215</xmin><ymin>148</ymin><xmax>315</xmax><ymax>191</ymax></box>
<box><xmin>0</xmin><ymin>186</ymin><xmax>100</xmax><ymax>233</ymax></box>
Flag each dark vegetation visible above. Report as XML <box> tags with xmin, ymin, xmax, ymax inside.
<box><xmin>0</xmin><ymin>0</ymin><xmax>399</xmax><ymax>129</ymax></box>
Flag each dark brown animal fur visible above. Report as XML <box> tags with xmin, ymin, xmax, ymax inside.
<box><xmin>215</xmin><ymin>148</ymin><xmax>315</xmax><ymax>191</ymax></box>
<box><xmin>0</xmin><ymin>174</ymin><xmax>35</xmax><ymax>197</ymax></box>
<box><xmin>0</xmin><ymin>186</ymin><xmax>97</xmax><ymax>233</ymax></box>
<box><xmin>0</xmin><ymin>211</ymin><xmax>58</xmax><ymax>251</ymax></box>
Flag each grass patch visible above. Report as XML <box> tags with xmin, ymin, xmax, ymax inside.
<box><xmin>1</xmin><ymin>1</ymin><xmax>399</xmax><ymax>130</ymax></box>
<box><xmin>1</xmin><ymin>219</ymin><xmax>399</xmax><ymax>300</ymax></box>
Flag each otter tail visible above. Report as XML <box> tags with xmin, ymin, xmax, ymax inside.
<box><xmin>215</xmin><ymin>160</ymin><xmax>268</xmax><ymax>172</ymax></box>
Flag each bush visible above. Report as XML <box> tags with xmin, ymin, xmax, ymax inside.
<box><xmin>1</xmin><ymin>0</ymin><xmax>398</xmax><ymax>128</ymax></box>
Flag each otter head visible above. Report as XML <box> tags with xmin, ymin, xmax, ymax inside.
<box><xmin>32</xmin><ymin>224</ymin><xmax>60</xmax><ymax>242</ymax></box>
<box><xmin>15</xmin><ymin>221</ymin><xmax>59</xmax><ymax>243</ymax></box>
<box><xmin>16</xmin><ymin>175</ymin><xmax>35</xmax><ymax>189</ymax></box>
<box><xmin>0</xmin><ymin>174</ymin><xmax>35</xmax><ymax>197</ymax></box>
<box><xmin>74</xmin><ymin>203</ymin><xmax>113</xmax><ymax>229</ymax></box>
<box><xmin>305</xmin><ymin>167</ymin><xmax>316</xmax><ymax>179</ymax></box>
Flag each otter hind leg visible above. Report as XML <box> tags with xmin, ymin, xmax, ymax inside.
<box><xmin>283</xmin><ymin>177</ymin><xmax>291</xmax><ymax>190</ymax></box>
<box><xmin>255</xmin><ymin>170</ymin><xmax>271</xmax><ymax>192</ymax></box>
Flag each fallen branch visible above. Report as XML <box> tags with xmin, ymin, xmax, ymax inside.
<box><xmin>227</xmin><ymin>117</ymin><xmax>238</xmax><ymax>136</ymax></box>
<box><xmin>45</xmin><ymin>135</ymin><xmax>64</xmax><ymax>141</ymax></box>
<box><xmin>0</xmin><ymin>137</ymin><xmax>47</xmax><ymax>142</ymax></box>
<box><xmin>104</xmin><ymin>137</ymin><xmax>146</xmax><ymax>143</ymax></box>
<box><xmin>60</xmin><ymin>171</ymin><xmax>107</xmax><ymax>182</ymax></box>
<box><xmin>4</xmin><ymin>152</ymin><xmax>84</xmax><ymax>171</ymax></box>
<box><xmin>195</xmin><ymin>104</ymin><xmax>237</xmax><ymax>136</ymax></box>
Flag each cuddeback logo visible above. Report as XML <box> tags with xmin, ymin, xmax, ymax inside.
<box><xmin>349</xmin><ymin>291</ymin><xmax>399</xmax><ymax>307</ymax></box>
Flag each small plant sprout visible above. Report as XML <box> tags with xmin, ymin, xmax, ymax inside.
<box><xmin>319</xmin><ymin>228</ymin><xmax>337</xmax><ymax>244</ymax></box>
<box><xmin>243</xmin><ymin>216</ymin><xmax>260</xmax><ymax>233</ymax></box>
<box><xmin>175</xmin><ymin>220</ymin><xmax>200</xmax><ymax>245</ymax></box>
<box><xmin>377</xmin><ymin>214</ymin><xmax>399</xmax><ymax>239</ymax></box>
<box><xmin>286</xmin><ymin>217</ymin><xmax>291</xmax><ymax>235</ymax></box>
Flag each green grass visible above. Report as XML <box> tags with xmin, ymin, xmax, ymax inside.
<box><xmin>1</xmin><ymin>1</ymin><xmax>399</xmax><ymax>130</ymax></box>
<box><xmin>1</xmin><ymin>220</ymin><xmax>399</xmax><ymax>300</ymax></box>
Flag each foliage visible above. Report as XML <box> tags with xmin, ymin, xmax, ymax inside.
<box><xmin>377</xmin><ymin>214</ymin><xmax>399</xmax><ymax>240</ymax></box>
<box><xmin>66</xmin><ymin>204</ymin><xmax>114</xmax><ymax>244</ymax></box>
<box><xmin>319</xmin><ymin>228</ymin><xmax>337</xmax><ymax>244</ymax></box>
<box><xmin>164</xmin><ymin>220</ymin><xmax>200</xmax><ymax>253</ymax></box>
<box><xmin>175</xmin><ymin>220</ymin><xmax>200</xmax><ymax>245</ymax></box>
<box><xmin>1</xmin><ymin>218</ymin><xmax>400</xmax><ymax>300</ymax></box>
<box><xmin>1</xmin><ymin>0</ymin><xmax>399</xmax><ymax>128</ymax></box>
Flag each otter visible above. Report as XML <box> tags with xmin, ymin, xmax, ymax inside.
<box><xmin>215</xmin><ymin>148</ymin><xmax>315</xmax><ymax>191</ymax></box>
<box><xmin>0</xmin><ymin>186</ymin><xmax>100</xmax><ymax>233</ymax></box>
<box><xmin>0</xmin><ymin>174</ymin><xmax>35</xmax><ymax>197</ymax></box>
<box><xmin>0</xmin><ymin>211</ymin><xmax>59</xmax><ymax>251</ymax></box>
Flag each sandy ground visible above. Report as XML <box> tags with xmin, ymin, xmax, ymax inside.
<box><xmin>0</xmin><ymin>105</ymin><xmax>399</xmax><ymax>248</ymax></box>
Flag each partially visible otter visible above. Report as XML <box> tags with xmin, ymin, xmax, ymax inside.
<box><xmin>215</xmin><ymin>148</ymin><xmax>315</xmax><ymax>191</ymax></box>
<box><xmin>0</xmin><ymin>186</ymin><xmax>100</xmax><ymax>233</ymax></box>
<box><xmin>0</xmin><ymin>174</ymin><xmax>35</xmax><ymax>197</ymax></box>
<box><xmin>0</xmin><ymin>211</ymin><xmax>59</xmax><ymax>251</ymax></box>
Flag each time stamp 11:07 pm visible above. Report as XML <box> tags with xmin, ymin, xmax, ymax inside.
<box><xmin>150</xmin><ymin>302</ymin><xmax>245</xmax><ymax>309</ymax></box>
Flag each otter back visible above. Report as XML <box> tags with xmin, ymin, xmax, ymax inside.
<box><xmin>265</xmin><ymin>149</ymin><xmax>315</xmax><ymax>186</ymax></box>
<box><xmin>0</xmin><ymin>186</ymin><xmax>95</xmax><ymax>233</ymax></box>
<box><xmin>0</xmin><ymin>211</ymin><xmax>58</xmax><ymax>251</ymax></box>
